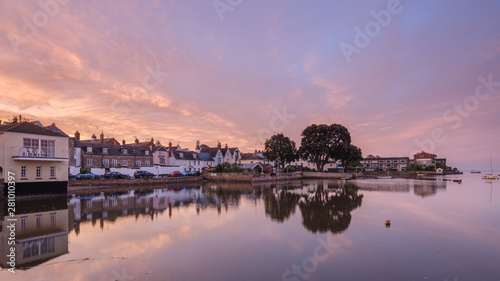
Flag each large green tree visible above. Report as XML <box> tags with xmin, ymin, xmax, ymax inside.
<box><xmin>298</xmin><ymin>124</ymin><xmax>351</xmax><ymax>171</ymax></box>
<box><xmin>338</xmin><ymin>144</ymin><xmax>363</xmax><ymax>170</ymax></box>
<box><xmin>263</xmin><ymin>133</ymin><xmax>298</xmax><ymax>167</ymax></box>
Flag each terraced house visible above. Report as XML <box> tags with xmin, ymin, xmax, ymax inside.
<box><xmin>71</xmin><ymin>132</ymin><xmax>153</xmax><ymax>170</ymax></box>
<box><xmin>0</xmin><ymin>119</ymin><xmax>69</xmax><ymax>194</ymax></box>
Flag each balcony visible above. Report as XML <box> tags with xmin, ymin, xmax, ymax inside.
<box><xmin>12</xmin><ymin>146</ymin><xmax>69</xmax><ymax>162</ymax></box>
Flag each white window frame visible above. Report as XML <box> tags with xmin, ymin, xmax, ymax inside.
<box><xmin>112</xmin><ymin>159</ymin><xmax>118</xmax><ymax>167</ymax></box>
<box><xmin>122</xmin><ymin>160</ymin><xmax>128</xmax><ymax>167</ymax></box>
<box><xmin>102</xmin><ymin>147</ymin><xmax>109</xmax><ymax>154</ymax></box>
<box><xmin>87</xmin><ymin>159</ymin><xmax>93</xmax><ymax>166</ymax></box>
<box><xmin>21</xmin><ymin>165</ymin><xmax>27</xmax><ymax>179</ymax></box>
<box><xmin>145</xmin><ymin>161</ymin><xmax>150</xmax><ymax>167</ymax></box>
<box><xmin>136</xmin><ymin>160</ymin><xmax>141</xmax><ymax>167</ymax></box>
<box><xmin>87</xmin><ymin>146</ymin><xmax>92</xmax><ymax>153</ymax></box>
<box><xmin>103</xmin><ymin>159</ymin><xmax>109</xmax><ymax>168</ymax></box>
<box><xmin>122</xmin><ymin>148</ymin><xmax>128</xmax><ymax>155</ymax></box>
<box><xmin>21</xmin><ymin>217</ymin><xmax>27</xmax><ymax>231</ymax></box>
<box><xmin>36</xmin><ymin>166</ymin><xmax>42</xmax><ymax>179</ymax></box>
<box><xmin>50</xmin><ymin>213</ymin><xmax>56</xmax><ymax>227</ymax></box>
<box><xmin>36</xmin><ymin>215</ymin><xmax>42</xmax><ymax>229</ymax></box>
<box><xmin>50</xmin><ymin>166</ymin><xmax>55</xmax><ymax>178</ymax></box>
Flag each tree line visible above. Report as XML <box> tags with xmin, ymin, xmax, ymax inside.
<box><xmin>263</xmin><ymin>123</ymin><xmax>362</xmax><ymax>171</ymax></box>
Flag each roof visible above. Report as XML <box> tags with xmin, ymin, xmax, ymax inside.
<box><xmin>240</xmin><ymin>153</ymin><xmax>266</xmax><ymax>161</ymax></box>
<box><xmin>79</xmin><ymin>142</ymin><xmax>153</xmax><ymax>157</ymax></box>
<box><xmin>198</xmin><ymin>152</ymin><xmax>215</xmax><ymax>161</ymax></box>
<box><xmin>0</xmin><ymin>122</ymin><xmax>68</xmax><ymax>137</ymax></box>
<box><xmin>241</xmin><ymin>163</ymin><xmax>263</xmax><ymax>170</ymax></box>
<box><xmin>152</xmin><ymin>146</ymin><xmax>167</xmax><ymax>153</ymax></box>
<box><xmin>44</xmin><ymin>123</ymin><xmax>69</xmax><ymax>137</ymax></box>
<box><xmin>200</xmin><ymin>147</ymin><xmax>221</xmax><ymax>157</ymax></box>
<box><xmin>171</xmin><ymin>150</ymin><xmax>195</xmax><ymax>160</ymax></box>
<box><xmin>362</xmin><ymin>157</ymin><xmax>410</xmax><ymax>161</ymax></box>
<box><xmin>80</xmin><ymin>138</ymin><xmax>118</xmax><ymax>144</ymax></box>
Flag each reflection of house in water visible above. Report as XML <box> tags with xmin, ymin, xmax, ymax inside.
<box><xmin>0</xmin><ymin>197</ymin><xmax>69</xmax><ymax>269</ymax></box>
<box><xmin>412</xmin><ymin>179</ymin><xmax>447</xmax><ymax>198</ymax></box>
<box><xmin>67</xmin><ymin>186</ymin><xmax>243</xmax><ymax>234</ymax></box>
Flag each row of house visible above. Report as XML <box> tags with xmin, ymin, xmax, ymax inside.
<box><xmin>360</xmin><ymin>151</ymin><xmax>447</xmax><ymax>171</ymax></box>
<box><xmin>70</xmin><ymin>133</ymin><xmax>241</xmax><ymax>173</ymax></box>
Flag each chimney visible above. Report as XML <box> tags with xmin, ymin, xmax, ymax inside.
<box><xmin>91</xmin><ymin>134</ymin><xmax>96</xmax><ymax>140</ymax></box>
<box><xmin>135</xmin><ymin>138</ymin><xmax>139</xmax><ymax>144</ymax></box>
<box><xmin>12</xmin><ymin>116</ymin><xmax>18</xmax><ymax>123</ymax></box>
<box><xmin>151</xmin><ymin>137</ymin><xmax>154</xmax><ymax>144</ymax></box>
<box><xmin>100</xmin><ymin>131</ymin><xmax>104</xmax><ymax>143</ymax></box>
<box><xmin>122</xmin><ymin>139</ymin><xmax>126</xmax><ymax>145</ymax></box>
<box><xmin>196</xmin><ymin>140</ymin><xmax>200</xmax><ymax>152</ymax></box>
<box><xmin>75</xmin><ymin>130</ymin><xmax>80</xmax><ymax>141</ymax></box>
<box><xmin>168</xmin><ymin>141</ymin><xmax>172</xmax><ymax>156</ymax></box>
<box><xmin>217</xmin><ymin>141</ymin><xmax>221</xmax><ymax>149</ymax></box>
<box><xmin>225</xmin><ymin>143</ymin><xmax>228</xmax><ymax>149</ymax></box>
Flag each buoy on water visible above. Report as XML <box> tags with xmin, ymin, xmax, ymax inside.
<box><xmin>385</xmin><ymin>219</ymin><xmax>391</xmax><ymax>228</ymax></box>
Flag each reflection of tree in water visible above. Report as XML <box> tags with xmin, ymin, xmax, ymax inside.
<box><xmin>299</xmin><ymin>184</ymin><xmax>363</xmax><ymax>234</ymax></box>
<box><xmin>263</xmin><ymin>187</ymin><xmax>301</xmax><ymax>223</ymax></box>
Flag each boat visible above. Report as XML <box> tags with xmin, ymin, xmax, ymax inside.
<box><xmin>471</xmin><ymin>170</ymin><xmax>481</xmax><ymax>174</ymax></box>
<box><xmin>377</xmin><ymin>176</ymin><xmax>392</xmax><ymax>179</ymax></box>
<box><xmin>417</xmin><ymin>173</ymin><xmax>426</xmax><ymax>176</ymax></box>
<box><xmin>482</xmin><ymin>155</ymin><xmax>498</xmax><ymax>180</ymax></box>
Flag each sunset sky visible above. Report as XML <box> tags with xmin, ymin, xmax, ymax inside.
<box><xmin>1</xmin><ymin>0</ymin><xmax>499</xmax><ymax>170</ymax></box>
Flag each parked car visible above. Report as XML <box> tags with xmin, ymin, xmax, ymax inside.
<box><xmin>192</xmin><ymin>171</ymin><xmax>201</xmax><ymax>176</ymax></box>
<box><xmin>181</xmin><ymin>170</ymin><xmax>194</xmax><ymax>176</ymax></box>
<box><xmin>76</xmin><ymin>172</ymin><xmax>100</xmax><ymax>180</ymax></box>
<box><xmin>168</xmin><ymin>171</ymin><xmax>182</xmax><ymax>177</ymax></box>
<box><xmin>104</xmin><ymin>172</ymin><xmax>130</xmax><ymax>179</ymax></box>
<box><xmin>134</xmin><ymin>170</ymin><xmax>155</xmax><ymax>179</ymax></box>
<box><xmin>68</xmin><ymin>173</ymin><xmax>76</xmax><ymax>180</ymax></box>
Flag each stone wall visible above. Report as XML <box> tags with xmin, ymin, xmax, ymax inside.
<box><xmin>302</xmin><ymin>172</ymin><xmax>353</xmax><ymax>179</ymax></box>
<box><xmin>68</xmin><ymin>176</ymin><xmax>204</xmax><ymax>188</ymax></box>
<box><xmin>203</xmin><ymin>172</ymin><xmax>254</xmax><ymax>182</ymax></box>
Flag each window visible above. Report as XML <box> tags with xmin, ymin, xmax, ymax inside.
<box><xmin>136</xmin><ymin>160</ymin><xmax>141</xmax><ymax>167</ymax></box>
<box><xmin>112</xmin><ymin>159</ymin><xmax>117</xmax><ymax>167</ymax></box>
<box><xmin>145</xmin><ymin>150</ymin><xmax>149</xmax><ymax>155</ymax></box>
<box><xmin>159</xmin><ymin>151</ymin><xmax>165</xmax><ymax>156</ymax></box>
<box><xmin>122</xmin><ymin>160</ymin><xmax>128</xmax><ymax>166</ymax></box>
<box><xmin>36</xmin><ymin>215</ymin><xmax>42</xmax><ymax>229</ymax></box>
<box><xmin>122</xmin><ymin>149</ymin><xmax>128</xmax><ymax>154</ymax></box>
<box><xmin>87</xmin><ymin>146</ymin><xmax>92</xmax><ymax>153</ymax></box>
<box><xmin>50</xmin><ymin>166</ymin><xmax>55</xmax><ymax>178</ymax></box>
<box><xmin>36</xmin><ymin>166</ymin><xmax>42</xmax><ymax>178</ymax></box>
<box><xmin>87</xmin><ymin>159</ymin><xmax>93</xmax><ymax>166</ymax></box>
<box><xmin>145</xmin><ymin>161</ymin><xmax>150</xmax><ymax>167</ymax></box>
<box><xmin>23</xmin><ymin>138</ymin><xmax>55</xmax><ymax>157</ymax></box>
<box><xmin>22</xmin><ymin>237</ymin><xmax>55</xmax><ymax>259</ymax></box>
<box><xmin>103</xmin><ymin>159</ymin><xmax>109</xmax><ymax>168</ymax></box>
<box><xmin>160</xmin><ymin>158</ymin><xmax>165</xmax><ymax>164</ymax></box>
<box><xmin>21</xmin><ymin>166</ymin><xmax>27</xmax><ymax>178</ymax></box>
<box><xmin>102</xmin><ymin>147</ymin><xmax>109</xmax><ymax>154</ymax></box>
<box><xmin>21</xmin><ymin>217</ymin><xmax>27</xmax><ymax>231</ymax></box>
<box><xmin>50</xmin><ymin>213</ymin><xmax>56</xmax><ymax>227</ymax></box>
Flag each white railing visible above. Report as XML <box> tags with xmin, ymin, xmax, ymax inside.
<box><xmin>12</xmin><ymin>146</ymin><xmax>68</xmax><ymax>159</ymax></box>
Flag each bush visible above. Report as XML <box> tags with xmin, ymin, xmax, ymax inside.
<box><xmin>425</xmin><ymin>165</ymin><xmax>436</xmax><ymax>171</ymax></box>
<box><xmin>302</xmin><ymin>167</ymin><xmax>316</xmax><ymax>172</ymax></box>
<box><xmin>282</xmin><ymin>167</ymin><xmax>296</xmax><ymax>173</ymax></box>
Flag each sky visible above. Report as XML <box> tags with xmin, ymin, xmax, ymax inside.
<box><xmin>0</xmin><ymin>0</ymin><xmax>499</xmax><ymax>171</ymax></box>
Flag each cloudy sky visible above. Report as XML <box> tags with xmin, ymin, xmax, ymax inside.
<box><xmin>1</xmin><ymin>0</ymin><xmax>499</xmax><ymax>170</ymax></box>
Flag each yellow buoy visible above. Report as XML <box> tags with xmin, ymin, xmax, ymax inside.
<box><xmin>385</xmin><ymin>219</ymin><xmax>391</xmax><ymax>228</ymax></box>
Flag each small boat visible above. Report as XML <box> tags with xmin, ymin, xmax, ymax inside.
<box><xmin>377</xmin><ymin>176</ymin><xmax>392</xmax><ymax>179</ymax></box>
<box><xmin>417</xmin><ymin>173</ymin><xmax>426</xmax><ymax>176</ymax></box>
<box><xmin>471</xmin><ymin>170</ymin><xmax>481</xmax><ymax>174</ymax></box>
<box><xmin>453</xmin><ymin>179</ymin><xmax>462</xmax><ymax>183</ymax></box>
<box><xmin>483</xmin><ymin>155</ymin><xmax>498</xmax><ymax>180</ymax></box>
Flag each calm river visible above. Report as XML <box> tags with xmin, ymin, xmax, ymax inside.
<box><xmin>1</xmin><ymin>173</ymin><xmax>499</xmax><ymax>281</ymax></box>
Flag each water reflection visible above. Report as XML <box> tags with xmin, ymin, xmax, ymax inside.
<box><xmin>67</xmin><ymin>186</ymin><xmax>249</xmax><ymax>235</ymax></box>
<box><xmin>263</xmin><ymin>181</ymin><xmax>363</xmax><ymax>234</ymax></box>
<box><xmin>0</xmin><ymin>197</ymin><xmax>69</xmax><ymax>269</ymax></box>
<box><xmin>412</xmin><ymin>179</ymin><xmax>447</xmax><ymax>198</ymax></box>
